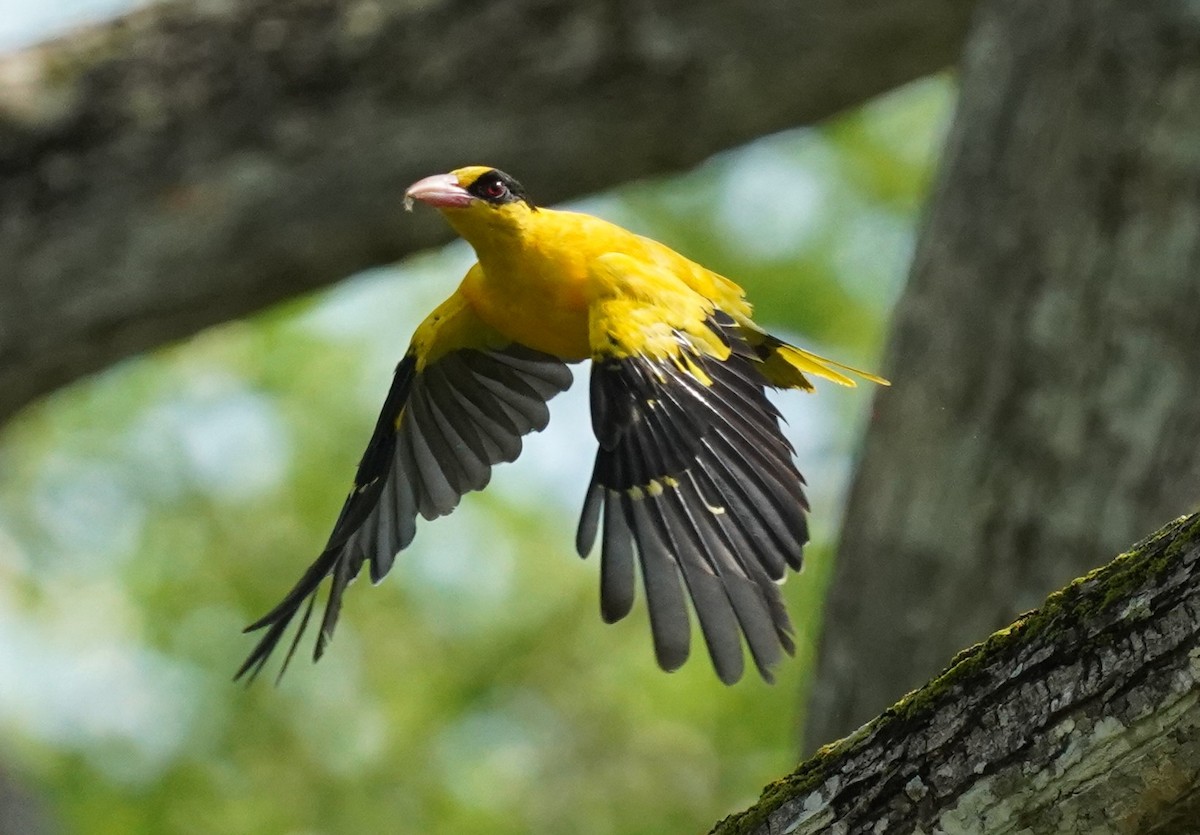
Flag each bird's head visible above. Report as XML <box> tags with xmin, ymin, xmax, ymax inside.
<box><xmin>405</xmin><ymin>167</ymin><xmax>537</xmax><ymax>247</ymax></box>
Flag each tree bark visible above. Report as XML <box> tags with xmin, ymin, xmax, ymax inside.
<box><xmin>0</xmin><ymin>0</ymin><xmax>976</xmax><ymax>425</ymax></box>
<box><xmin>716</xmin><ymin>513</ymin><xmax>1200</xmax><ymax>835</ymax></box>
<box><xmin>807</xmin><ymin>0</ymin><xmax>1200</xmax><ymax>751</ymax></box>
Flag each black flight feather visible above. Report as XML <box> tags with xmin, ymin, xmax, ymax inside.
<box><xmin>237</xmin><ymin>346</ymin><xmax>571</xmax><ymax>683</ymax></box>
<box><xmin>579</xmin><ymin>316</ymin><xmax>809</xmax><ymax>683</ymax></box>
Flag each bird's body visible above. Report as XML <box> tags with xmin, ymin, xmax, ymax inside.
<box><xmin>238</xmin><ymin>166</ymin><xmax>886</xmax><ymax>685</ymax></box>
<box><xmin>440</xmin><ymin>203</ymin><xmax>749</xmax><ymax>362</ymax></box>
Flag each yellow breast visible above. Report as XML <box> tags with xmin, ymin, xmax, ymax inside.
<box><xmin>456</xmin><ymin>210</ymin><xmax>603</xmax><ymax>360</ymax></box>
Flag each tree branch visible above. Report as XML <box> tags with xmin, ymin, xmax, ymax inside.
<box><xmin>715</xmin><ymin>513</ymin><xmax>1200</xmax><ymax>834</ymax></box>
<box><xmin>0</xmin><ymin>0</ymin><xmax>976</xmax><ymax>424</ymax></box>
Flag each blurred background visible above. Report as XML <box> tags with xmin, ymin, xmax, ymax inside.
<box><xmin>0</xmin><ymin>4</ymin><xmax>951</xmax><ymax>832</ymax></box>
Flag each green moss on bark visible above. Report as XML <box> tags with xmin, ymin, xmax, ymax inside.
<box><xmin>711</xmin><ymin>513</ymin><xmax>1200</xmax><ymax>835</ymax></box>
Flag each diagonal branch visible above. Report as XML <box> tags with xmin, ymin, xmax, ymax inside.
<box><xmin>0</xmin><ymin>0</ymin><xmax>977</xmax><ymax>425</ymax></box>
<box><xmin>713</xmin><ymin>513</ymin><xmax>1200</xmax><ymax>834</ymax></box>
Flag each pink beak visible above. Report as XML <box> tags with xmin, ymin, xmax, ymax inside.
<box><xmin>404</xmin><ymin>173</ymin><xmax>474</xmax><ymax>210</ymax></box>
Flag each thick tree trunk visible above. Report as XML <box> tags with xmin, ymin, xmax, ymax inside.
<box><xmin>807</xmin><ymin>0</ymin><xmax>1200</xmax><ymax>751</ymax></box>
<box><xmin>0</xmin><ymin>0</ymin><xmax>975</xmax><ymax>425</ymax></box>
<box><xmin>717</xmin><ymin>514</ymin><xmax>1200</xmax><ymax>835</ymax></box>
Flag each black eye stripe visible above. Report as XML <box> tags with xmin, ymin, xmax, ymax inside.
<box><xmin>466</xmin><ymin>169</ymin><xmax>537</xmax><ymax>209</ymax></box>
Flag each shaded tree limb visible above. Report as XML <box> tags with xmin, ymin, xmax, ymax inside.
<box><xmin>715</xmin><ymin>513</ymin><xmax>1200</xmax><ymax>834</ymax></box>
<box><xmin>808</xmin><ymin>0</ymin><xmax>1200</xmax><ymax>749</ymax></box>
<box><xmin>0</xmin><ymin>0</ymin><xmax>977</xmax><ymax>425</ymax></box>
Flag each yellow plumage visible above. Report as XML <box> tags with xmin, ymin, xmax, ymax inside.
<box><xmin>239</xmin><ymin>165</ymin><xmax>887</xmax><ymax>686</ymax></box>
<box><xmin>440</xmin><ymin>166</ymin><xmax>883</xmax><ymax>385</ymax></box>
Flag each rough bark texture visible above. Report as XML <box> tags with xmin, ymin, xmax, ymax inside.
<box><xmin>0</xmin><ymin>0</ymin><xmax>975</xmax><ymax>425</ymax></box>
<box><xmin>716</xmin><ymin>514</ymin><xmax>1200</xmax><ymax>835</ymax></box>
<box><xmin>807</xmin><ymin>0</ymin><xmax>1200</xmax><ymax>750</ymax></box>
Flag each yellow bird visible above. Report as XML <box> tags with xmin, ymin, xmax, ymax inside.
<box><xmin>238</xmin><ymin>166</ymin><xmax>887</xmax><ymax>685</ymax></box>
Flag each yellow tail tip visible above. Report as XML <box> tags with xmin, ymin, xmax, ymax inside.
<box><xmin>776</xmin><ymin>344</ymin><xmax>889</xmax><ymax>388</ymax></box>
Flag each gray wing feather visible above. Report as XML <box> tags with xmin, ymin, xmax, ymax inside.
<box><xmin>238</xmin><ymin>344</ymin><xmax>572</xmax><ymax>683</ymax></box>
<box><xmin>350</xmin><ymin>345</ymin><xmax>572</xmax><ymax>571</ymax></box>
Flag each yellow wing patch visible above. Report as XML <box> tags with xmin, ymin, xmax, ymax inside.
<box><xmin>587</xmin><ymin>252</ymin><xmax>730</xmax><ymax>365</ymax></box>
<box><xmin>411</xmin><ymin>267</ymin><xmax>514</xmax><ymax>370</ymax></box>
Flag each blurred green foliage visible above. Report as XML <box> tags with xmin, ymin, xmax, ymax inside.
<box><xmin>0</xmin><ymin>78</ymin><xmax>950</xmax><ymax>834</ymax></box>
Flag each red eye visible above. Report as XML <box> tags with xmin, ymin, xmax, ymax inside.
<box><xmin>485</xmin><ymin>180</ymin><xmax>506</xmax><ymax>198</ymax></box>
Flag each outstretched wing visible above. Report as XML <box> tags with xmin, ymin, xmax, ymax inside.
<box><xmin>577</xmin><ymin>255</ymin><xmax>808</xmax><ymax>684</ymax></box>
<box><xmin>237</xmin><ymin>294</ymin><xmax>572</xmax><ymax>682</ymax></box>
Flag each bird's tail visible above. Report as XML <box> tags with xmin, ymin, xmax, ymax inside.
<box><xmin>750</xmin><ymin>333</ymin><xmax>890</xmax><ymax>391</ymax></box>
